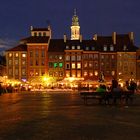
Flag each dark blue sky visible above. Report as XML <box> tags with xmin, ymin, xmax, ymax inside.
<box><xmin>0</xmin><ymin>0</ymin><xmax>140</xmax><ymax>49</ymax></box>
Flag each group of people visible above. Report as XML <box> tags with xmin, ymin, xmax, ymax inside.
<box><xmin>95</xmin><ymin>78</ymin><xmax>137</xmax><ymax>104</ymax></box>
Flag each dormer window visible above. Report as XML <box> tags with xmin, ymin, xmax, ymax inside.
<box><xmin>85</xmin><ymin>47</ymin><xmax>89</xmax><ymax>50</ymax></box>
<box><xmin>110</xmin><ymin>45</ymin><xmax>114</xmax><ymax>51</ymax></box>
<box><xmin>66</xmin><ymin>46</ymin><xmax>69</xmax><ymax>49</ymax></box>
<box><xmin>123</xmin><ymin>45</ymin><xmax>127</xmax><ymax>51</ymax></box>
<box><xmin>43</xmin><ymin>32</ymin><xmax>46</xmax><ymax>36</ymax></box>
<box><xmin>34</xmin><ymin>32</ymin><xmax>37</xmax><ymax>36</ymax></box>
<box><xmin>103</xmin><ymin>45</ymin><xmax>107</xmax><ymax>51</ymax></box>
<box><xmin>72</xmin><ymin>46</ymin><xmax>75</xmax><ymax>49</ymax></box>
<box><xmin>38</xmin><ymin>32</ymin><xmax>42</xmax><ymax>36</ymax></box>
<box><xmin>91</xmin><ymin>47</ymin><xmax>95</xmax><ymax>51</ymax></box>
<box><xmin>77</xmin><ymin>46</ymin><xmax>80</xmax><ymax>49</ymax></box>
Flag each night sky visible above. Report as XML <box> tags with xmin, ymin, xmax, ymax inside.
<box><xmin>0</xmin><ymin>0</ymin><xmax>140</xmax><ymax>49</ymax></box>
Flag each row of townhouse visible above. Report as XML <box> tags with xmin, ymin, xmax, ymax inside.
<box><xmin>5</xmin><ymin>11</ymin><xmax>140</xmax><ymax>83</ymax></box>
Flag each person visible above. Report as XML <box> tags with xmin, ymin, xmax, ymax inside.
<box><xmin>111</xmin><ymin>78</ymin><xmax>118</xmax><ymax>91</ymax></box>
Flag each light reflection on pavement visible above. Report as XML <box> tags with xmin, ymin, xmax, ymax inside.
<box><xmin>0</xmin><ymin>92</ymin><xmax>140</xmax><ymax>140</ymax></box>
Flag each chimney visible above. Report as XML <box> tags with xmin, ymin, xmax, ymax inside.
<box><xmin>112</xmin><ymin>32</ymin><xmax>116</xmax><ymax>45</ymax></box>
<box><xmin>30</xmin><ymin>26</ymin><xmax>33</xmax><ymax>31</ymax></box>
<box><xmin>93</xmin><ymin>34</ymin><xmax>97</xmax><ymax>40</ymax></box>
<box><xmin>129</xmin><ymin>32</ymin><xmax>134</xmax><ymax>43</ymax></box>
<box><xmin>64</xmin><ymin>34</ymin><xmax>67</xmax><ymax>43</ymax></box>
<box><xmin>80</xmin><ymin>35</ymin><xmax>82</xmax><ymax>42</ymax></box>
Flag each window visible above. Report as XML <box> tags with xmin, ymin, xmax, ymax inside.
<box><xmin>66</xmin><ymin>63</ymin><xmax>70</xmax><ymax>69</ymax></box>
<box><xmin>111</xmin><ymin>55</ymin><xmax>115</xmax><ymax>59</ymax></box>
<box><xmin>72</xmin><ymin>63</ymin><xmax>76</xmax><ymax>69</ymax></box>
<box><xmin>30</xmin><ymin>51</ymin><xmax>33</xmax><ymax>57</ymax></box>
<box><xmin>101</xmin><ymin>55</ymin><xmax>104</xmax><ymax>59</ymax></box>
<box><xmin>22</xmin><ymin>69</ymin><xmax>26</xmax><ymax>76</ymax></box>
<box><xmin>59</xmin><ymin>71</ymin><xmax>63</xmax><ymax>77</ymax></box>
<box><xmin>103</xmin><ymin>45</ymin><xmax>107</xmax><ymax>51</ymax></box>
<box><xmin>15</xmin><ymin>69</ymin><xmax>19</xmax><ymax>76</ymax></box>
<box><xmin>41</xmin><ymin>50</ymin><xmax>45</xmax><ymax>57</ymax></box>
<box><xmin>84</xmin><ymin>62</ymin><xmax>88</xmax><ymax>68</ymax></box>
<box><xmin>66</xmin><ymin>55</ymin><xmax>70</xmax><ymax>61</ymax></box>
<box><xmin>77</xmin><ymin>63</ymin><xmax>81</xmax><ymax>69</ymax></box>
<box><xmin>22</xmin><ymin>53</ymin><xmax>26</xmax><ymax>58</ymax></box>
<box><xmin>89</xmin><ymin>72</ymin><xmax>93</xmax><ymax>76</ymax></box>
<box><xmin>9</xmin><ymin>69</ymin><xmax>12</xmax><ymax>75</ymax></box>
<box><xmin>89</xmin><ymin>62</ymin><xmax>93</xmax><ymax>68</ymax></box>
<box><xmin>84</xmin><ymin>71</ymin><xmax>88</xmax><ymax>76</ymax></box>
<box><xmin>112</xmin><ymin>71</ymin><xmax>115</xmax><ymax>76</ymax></box>
<box><xmin>15</xmin><ymin>53</ymin><xmax>19</xmax><ymax>57</ymax></box>
<box><xmin>77</xmin><ymin>55</ymin><xmax>81</xmax><ymax>61</ymax></box>
<box><xmin>77</xmin><ymin>46</ymin><xmax>80</xmax><ymax>49</ymax></box>
<box><xmin>94</xmin><ymin>54</ymin><xmax>98</xmax><ymax>59</ymax></box>
<box><xmin>83</xmin><ymin>54</ymin><xmax>88</xmax><ymax>59</ymax></box>
<box><xmin>123</xmin><ymin>45</ymin><xmax>127</xmax><ymax>51</ymax></box>
<box><xmin>54</xmin><ymin>63</ymin><xmax>58</xmax><ymax>68</ymax></box>
<box><xmin>22</xmin><ymin>60</ymin><xmax>26</xmax><ymax>65</ymax></box>
<box><xmin>41</xmin><ymin>60</ymin><xmax>45</xmax><ymax>65</ymax></box>
<box><xmin>85</xmin><ymin>47</ymin><xmax>89</xmax><ymax>50</ymax></box>
<box><xmin>91</xmin><ymin>47</ymin><xmax>95</xmax><ymax>51</ymax></box>
<box><xmin>9</xmin><ymin>60</ymin><xmax>12</xmax><ymax>65</ymax></box>
<box><xmin>35</xmin><ymin>51</ymin><xmax>39</xmax><ymax>57</ymax></box>
<box><xmin>30</xmin><ymin>60</ymin><xmax>33</xmax><ymax>66</ymax></box>
<box><xmin>36</xmin><ymin>60</ymin><xmax>39</xmax><ymax>65</ymax></box>
<box><xmin>94</xmin><ymin>71</ymin><xmax>98</xmax><ymax>76</ymax></box>
<box><xmin>66</xmin><ymin>46</ymin><xmax>69</xmax><ymax>49</ymax></box>
<box><xmin>15</xmin><ymin>60</ymin><xmax>18</xmax><ymax>65</ymax></box>
<box><xmin>49</xmin><ymin>62</ymin><xmax>53</xmax><ymax>68</ymax></box>
<box><xmin>71</xmin><ymin>55</ymin><xmax>76</xmax><ymax>61</ymax></box>
<box><xmin>9</xmin><ymin>53</ymin><xmax>12</xmax><ymax>57</ymax></box>
<box><xmin>38</xmin><ymin>32</ymin><xmax>42</xmax><ymax>36</ymax></box>
<box><xmin>43</xmin><ymin>32</ymin><xmax>46</xmax><ymax>36</ymax></box>
<box><xmin>49</xmin><ymin>72</ymin><xmax>53</xmax><ymax>77</ymax></box>
<box><xmin>110</xmin><ymin>45</ymin><xmax>114</xmax><ymax>51</ymax></box>
<box><xmin>34</xmin><ymin>32</ymin><xmax>37</xmax><ymax>36</ymax></box>
<box><xmin>89</xmin><ymin>54</ymin><xmax>93</xmax><ymax>59</ymax></box>
<box><xmin>66</xmin><ymin>71</ymin><xmax>70</xmax><ymax>77</ymax></box>
<box><xmin>72</xmin><ymin>46</ymin><xmax>75</xmax><ymax>49</ymax></box>
<box><xmin>59</xmin><ymin>63</ymin><xmax>63</xmax><ymax>68</ymax></box>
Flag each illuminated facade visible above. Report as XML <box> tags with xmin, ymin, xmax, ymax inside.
<box><xmin>5</xmin><ymin>11</ymin><xmax>139</xmax><ymax>83</ymax></box>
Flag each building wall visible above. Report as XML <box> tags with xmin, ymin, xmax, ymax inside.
<box><xmin>6</xmin><ymin>51</ymin><xmax>27</xmax><ymax>80</ymax></box>
<box><xmin>117</xmin><ymin>52</ymin><xmax>136</xmax><ymax>82</ymax></box>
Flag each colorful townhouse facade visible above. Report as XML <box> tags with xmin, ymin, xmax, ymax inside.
<box><xmin>6</xmin><ymin>10</ymin><xmax>139</xmax><ymax>84</ymax></box>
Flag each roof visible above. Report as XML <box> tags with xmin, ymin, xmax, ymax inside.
<box><xmin>20</xmin><ymin>36</ymin><xmax>50</xmax><ymax>43</ymax></box>
<box><xmin>48</xmin><ymin>39</ymin><xmax>65</xmax><ymax>52</ymax></box>
<box><xmin>31</xmin><ymin>28</ymin><xmax>49</xmax><ymax>31</ymax></box>
<box><xmin>6</xmin><ymin>44</ymin><xmax>27</xmax><ymax>52</ymax></box>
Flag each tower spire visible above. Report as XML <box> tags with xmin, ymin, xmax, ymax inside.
<box><xmin>71</xmin><ymin>9</ymin><xmax>80</xmax><ymax>40</ymax></box>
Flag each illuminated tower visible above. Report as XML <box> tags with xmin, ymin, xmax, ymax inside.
<box><xmin>71</xmin><ymin>9</ymin><xmax>80</xmax><ymax>40</ymax></box>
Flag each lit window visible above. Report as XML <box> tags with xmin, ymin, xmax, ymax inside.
<box><xmin>15</xmin><ymin>53</ymin><xmax>19</xmax><ymax>57</ymax></box>
<box><xmin>72</xmin><ymin>46</ymin><xmax>75</xmax><ymax>49</ymax></box>
<box><xmin>59</xmin><ymin>63</ymin><xmax>63</xmax><ymax>68</ymax></box>
<box><xmin>112</xmin><ymin>71</ymin><xmax>115</xmax><ymax>76</ymax></box>
<box><xmin>123</xmin><ymin>45</ymin><xmax>127</xmax><ymax>51</ymax></box>
<box><xmin>22</xmin><ymin>53</ymin><xmax>26</xmax><ymax>58</ymax></box>
<box><xmin>72</xmin><ymin>63</ymin><xmax>76</xmax><ymax>69</ymax></box>
<box><xmin>66</xmin><ymin>72</ymin><xmax>70</xmax><ymax>77</ymax></box>
<box><xmin>77</xmin><ymin>46</ymin><xmax>80</xmax><ymax>49</ymax></box>
<box><xmin>84</xmin><ymin>71</ymin><xmax>88</xmax><ymax>76</ymax></box>
<box><xmin>9</xmin><ymin>60</ymin><xmax>12</xmax><ymax>65</ymax></box>
<box><xmin>101</xmin><ymin>55</ymin><xmax>104</xmax><ymax>59</ymax></box>
<box><xmin>49</xmin><ymin>72</ymin><xmax>53</xmax><ymax>77</ymax></box>
<box><xmin>54</xmin><ymin>63</ymin><xmax>58</xmax><ymax>68</ymax></box>
<box><xmin>94</xmin><ymin>71</ymin><xmax>98</xmax><ymax>76</ymax></box>
<box><xmin>9</xmin><ymin>53</ymin><xmax>12</xmax><ymax>57</ymax></box>
<box><xmin>89</xmin><ymin>72</ymin><xmax>93</xmax><ymax>76</ymax></box>
<box><xmin>111</xmin><ymin>55</ymin><xmax>115</xmax><ymax>59</ymax></box>
<box><xmin>84</xmin><ymin>62</ymin><xmax>88</xmax><ymax>68</ymax></box>
<box><xmin>22</xmin><ymin>60</ymin><xmax>26</xmax><ymax>65</ymax></box>
<box><xmin>77</xmin><ymin>63</ymin><xmax>81</xmax><ymax>69</ymax></box>
<box><xmin>89</xmin><ymin>62</ymin><xmax>93</xmax><ymax>67</ymax></box>
<box><xmin>77</xmin><ymin>72</ymin><xmax>81</xmax><ymax>77</ymax></box>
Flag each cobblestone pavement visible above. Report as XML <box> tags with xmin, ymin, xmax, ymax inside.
<box><xmin>0</xmin><ymin>92</ymin><xmax>140</xmax><ymax>140</ymax></box>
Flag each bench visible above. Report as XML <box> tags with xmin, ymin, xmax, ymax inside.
<box><xmin>80</xmin><ymin>91</ymin><xmax>135</xmax><ymax>105</ymax></box>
